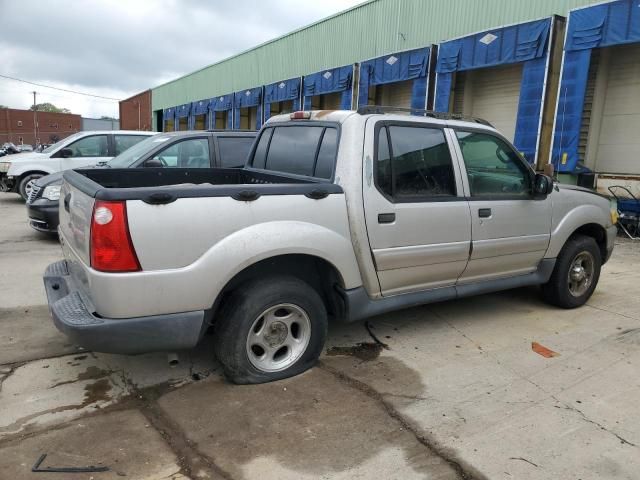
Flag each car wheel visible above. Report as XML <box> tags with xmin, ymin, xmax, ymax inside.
<box><xmin>214</xmin><ymin>276</ymin><xmax>328</xmax><ymax>384</ymax></box>
<box><xmin>541</xmin><ymin>235</ymin><xmax>601</xmax><ymax>309</ymax></box>
<box><xmin>18</xmin><ymin>173</ymin><xmax>44</xmax><ymax>201</ymax></box>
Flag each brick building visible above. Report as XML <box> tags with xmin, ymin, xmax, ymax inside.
<box><xmin>0</xmin><ymin>108</ymin><xmax>81</xmax><ymax>146</ymax></box>
<box><xmin>119</xmin><ymin>90</ymin><xmax>152</xmax><ymax>131</ymax></box>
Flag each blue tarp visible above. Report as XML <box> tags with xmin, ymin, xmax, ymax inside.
<box><xmin>435</xmin><ymin>17</ymin><xmax>552</xmax><ymax>164</ymax></box>
<box><xmin>176</xmin><ymin>103</ymin><xmax>190</xmax><ymax>118</ymax></box>
<box><xmin>302</xmin><ymin>65</ymin><xmax>353</xmax><ymax>110</ymax></box>
<box><xmin>233</xmin><ymin>87</ymin><xmax>263</xmax><ymax>130</ymax></box>
<box><xmin>264</xmin><ymin>77</ymin><xmax>301</xmax><ymax>120</ymax></box>
<box><xmin>208</xmin><ymin>94</ymin><xmax>234</xmax><ymax>130</ymax></box>
<box><xmin>358</xmin><ymin>47</ymin><xmax>430</xmax><ymax>111</ymax></box>
<box><xmin>188</xmin><ymin>99</ymin><xmax>210</xmax><ymax>129</ymax></box>
<box><xmin>553</xmin><ymin>0</ymin><xmax>640</xmax><ymax>172</ymax></box>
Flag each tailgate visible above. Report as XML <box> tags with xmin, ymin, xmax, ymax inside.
<box><xmin>59</xmin><ymin>175</ymin><xmax>95</xmax><ymax>266</ymax></box>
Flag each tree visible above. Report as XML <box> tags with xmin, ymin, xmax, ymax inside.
<box><xmin>0</xmin><ymin>105</ymin><xmax>7</xmax><ymax>109</ymax></box>
<box><xmin>100</xmin><ymin>116</ymin><xmax>117</xmax><ymax>121</ymax></box>
<box><xmin>30</xmin><ymin>103</ymin><xmax>71</xmax><ymax>113</ymax></box>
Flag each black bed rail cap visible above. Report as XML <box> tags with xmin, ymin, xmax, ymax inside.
<box><xmin>356</xmin><ymin>106</ymin><xmax>493</xmax><ymax>127</ymax></box>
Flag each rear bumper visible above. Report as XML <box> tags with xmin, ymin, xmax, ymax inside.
<box><xmin>43</xmin><ymin>260</ymin><xmax>206</xmax><ymax>354</ymax></box>
<box><xmin>28</xmin><ymin>199</ymin><xmax>59</xmax><ymax>233</ymax></box>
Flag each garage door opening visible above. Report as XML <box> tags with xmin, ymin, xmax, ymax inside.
<box><xmin>178</xmin><ymin>117</ymin><xmax>188</xmax><ymax>131</ymax></box>
<box><xmin>365</xmin><ymin>79</ymin><xmax>414</xmax><ymax>109</ymax></box>
<box><xmin>309</xmin><ymin>92</ymin><xmax>342</xmax><ymax>110</ymax></box>
<box><xmin>581</xmin><ymin>43</ymin><xmax>640</xmax><ymax>176</ymax></box>
<box><xmin>266</xmin><ymin>100</ymin><xmax>295</xmax><ymax>117</ymax></box>
<box><xmin>451</xmin><ymin>63</ymin><xmax>523</xmax><ymax>142</ymax></box>
<box><xmin>212</xmin><ymin>112</ymin><xmax>227</xmax><ymax>129</ymax></box>
<box><xmin>238</xmin><ymin>107</ymin><xmax>258</xmax><ymax>130</ymax></box>
<box><xmin>164</xmin><ymin>118</ymin><xmax>174</xmax><ymax>132</ymax></box>
<box><xmin>193</xmin><ymin>114</ymin><xmax>206</xmax><ymax>130</ymax></box>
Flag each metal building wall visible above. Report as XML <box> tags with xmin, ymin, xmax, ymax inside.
<box><xmin>152</xmin><ymin>0</ymin><xmax>599</xmax><ymax>114</ymax></box>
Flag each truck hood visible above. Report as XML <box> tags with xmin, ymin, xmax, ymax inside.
<box><xmin>557</xmin><ymin>182</ymin><xmax>610</xmax><ymax>200</ymax></box>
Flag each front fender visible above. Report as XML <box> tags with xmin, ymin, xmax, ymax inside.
<box><xmin>546</xmin><ymin>204</ymin><xmax>610</xmax><ymax>258</ymax></box>
<box><xmin>8</xmin><ymin>161</ymin><xmax>57</xmax><ymax>178</ymax></box>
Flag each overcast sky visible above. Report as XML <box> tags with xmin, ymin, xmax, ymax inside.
<box><xmin>0</xmin><ymin>0</ymin><xmax>363</xmax><ymax>118</ymax></box>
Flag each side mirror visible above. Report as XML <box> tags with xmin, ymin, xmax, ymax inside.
<box><xmin>533</xmin><ymin>173</ymin><xmax>554</xmax><ymax>197</ymax></box>
<box><xmin>144</xmin><ymin>158</ymin><xmax>163</xmax><ymax>168</ymax></box>
<box><xmin>60</xmin><ymin>148</ymin><xmax>73</xmax><ymax>158</ymax></box>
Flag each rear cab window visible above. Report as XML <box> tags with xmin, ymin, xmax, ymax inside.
<box><xmin>250</xmin><ymin>123</ymin><xmax>339</xmax><ymax>179</ymax></box>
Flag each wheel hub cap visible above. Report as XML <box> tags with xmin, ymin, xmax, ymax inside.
<box><xmin>567</xmin><ymin>251</ymin><xmax>595</xmax><ymax>297</ymax></box>
<box><xmin>264</xmin><ymin>321</ymin><xmax>288</xmax><ymax>347</ymax></box>
<box><xmin>246</xmin><ymin>303</ymin><xmax>312</xmax><ymax>373</ymax></box>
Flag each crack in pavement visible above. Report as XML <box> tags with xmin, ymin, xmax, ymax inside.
<box><xmin>553</xmin><ymin>400</ymin><xmax>637</xmax><ymax>448</ymax></box>
<box><xmin>318</xmin><ymin>361</ymin><xmax>487</xmax><ymax>480</ymax></box>
<box><xmin>131</xmin><ymin>384</ymin><xmax>233</xmax><ymax>480</ymax></box>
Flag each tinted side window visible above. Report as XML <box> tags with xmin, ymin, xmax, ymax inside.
<box><xmin>251</xmin><ymin>129</ymin><xmax>272</xmax><ymax>170</ymax></box>
<box><xmin>114</xmin><ymin>135</ymin><xmax>149</xmax><ymax>156</ymax></box>
<box><xmin>265</xmin><ymin>126</ymin><xmax>324</xmax><ymax>177</ymax></box>
<box><xmin>314</xmin><ymin>128</ymin><xmax>338</xmax><ymax>179</ymax></box>
<box><xmin>218</xmin><ymin>137</ymin><xmax>254</xmax><ymax>168</ymax></box>
<box><xmin>455</xmin><ymin>131</ymin><xmax>530</xmax><ymax>197</ymax></box>
<box><xmin>150</xmin><ymin>138</ymin><xmax>210</xmax><ymax>168</ymax></box>
<box><xmin>66</xmin><ymin>135</ymin><xmax>108</xmax><ymax>158</ymax></box>
<box><xmin>375</xmin><ymin>126</ymin><xmax>456</xmax><ymax>200</ymax></box>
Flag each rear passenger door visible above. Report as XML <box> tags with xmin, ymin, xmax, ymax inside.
<box><xmin>452</xmin><ymin>129</ymin><xmax>551</xmax><ymax>282</ymax></box>
<box><xmin>113</xmin><ymin>134</ymin><xmax>151</xmax><ymax>156</ymax></box>
<box><xmin>215</xmin><ymin>136</ymin><xmax>255</xmax><ymax>168</ymax></box>
<box><xmin>363</xmin><ymin>121</ymin><xmax>471</xmax><ymax>296</ymax></box>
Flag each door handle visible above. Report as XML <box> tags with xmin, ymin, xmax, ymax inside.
<box><xmin>478</xmin><ymin>208</ymin><xmax>492</xmax><ymax>218</ymax></box>
<box><xmin>378</xmin><ymin>213</ymin><xmax>395</xmax><ymax>224</ymax></box>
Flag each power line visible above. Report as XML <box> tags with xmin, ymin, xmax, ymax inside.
<box><xmin>0</xmin><ymin>74</ymin><xmax>121</xmax><ymax>101</ymax></box>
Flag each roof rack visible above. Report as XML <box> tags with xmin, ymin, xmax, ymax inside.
<box><xmin>356</xmin><ymin>106</ymin><xmax>493</xmax><ymax>127</ymax></box>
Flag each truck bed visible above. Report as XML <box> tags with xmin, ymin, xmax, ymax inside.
<box><xmin>64</xmin><ymin>167</ymin><xmax>342</xmax><ymax>202</ymax></box>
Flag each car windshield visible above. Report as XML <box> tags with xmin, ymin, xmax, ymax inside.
<box><xmin>41</xmin><ymin>132</ymin><xmax>85</xmax><ymax>154</ymax></box>
<box><xmin>107</xmin><ymin>134</ymin><xmax>168</xmax><ymax>168</ymax></box>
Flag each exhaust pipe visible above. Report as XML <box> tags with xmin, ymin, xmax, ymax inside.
<box><xmin>167</xmin><ymin>353</ymin><xmax>179</xmax><ymax>367</ymax></box>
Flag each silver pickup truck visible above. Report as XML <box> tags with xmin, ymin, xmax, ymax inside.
<box><xmin>45</xmin><ymin>109</ymin><xmax>618</xmax><ymax>384</ymax></box>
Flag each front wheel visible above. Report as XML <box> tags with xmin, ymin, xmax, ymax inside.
<box><xmin>541</xmin><ymin>235</ymin><xmax>601</xmax><ymax>308</ymax></box>
<box><xmin>214</xmin><ymin>276</ymin><xmax>328</xmax><ymax>384</ymax></box>
<box><xmin>18</xmin><ymin>173</ymin><xmax>44</xmax><ymax>201</ymax></box>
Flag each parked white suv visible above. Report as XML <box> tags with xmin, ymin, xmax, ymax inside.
<box><xmin>0</xmin><ymin>130</ymin><xmax>154</xmax><ymax>200</ymax></box>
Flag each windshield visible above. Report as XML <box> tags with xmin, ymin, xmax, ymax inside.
<box><xmin>107</xmin><ymin>134</ymin><xmax>169</xmax><ymax>168</ymax></box>
<box><xmin>41</xmin><ymin>132</ymin><xmax>85</xmax><ymax>154</ymax></box>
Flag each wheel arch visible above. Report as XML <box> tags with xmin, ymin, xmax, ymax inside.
<box><xmin>568</xmin><ymin>223</ymin><xmax>608</xmax><ymax>261</ymax></box>
<box><xmin>210</xmin><ymin>254</ymin><xmax>347</xmax><ymax>325</ymax></box>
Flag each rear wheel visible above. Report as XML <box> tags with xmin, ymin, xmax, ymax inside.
<box><xmin>18</xmin><ymin>173</ymin><xmax>44</xmax><ymax>201</ymax></box>
<box><xmin>541</xmin><ymin>235</ymin><xmax>601</xmax><ymax>308</ymax></box>
<box><xmin>214</xmin><ymin>276</ymin><xmax>327</xmax><ymax>384</ymax></box>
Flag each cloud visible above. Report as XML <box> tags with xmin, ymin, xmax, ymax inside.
<box><xmin>0</xmin><ymin>0</ymin><xmax>364</xmax><ymax>117</ymax></box>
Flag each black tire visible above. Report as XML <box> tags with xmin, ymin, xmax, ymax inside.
<box><xmin>18</xmin><ymin>173</ymin><xmax>44</xmax><ymax>201</ymax></box>
<box><xmin>541</xmin><ymin>234</ymin><xmax>601</xmax><ymax>309</ymax></box>
<box><xmin>214</xmin><ymin>275</ymin><xmax>328</xmax><ymax>384</ymax></box>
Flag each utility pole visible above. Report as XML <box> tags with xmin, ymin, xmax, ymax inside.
<box><xmin>31</xmin><ymin>91</ymin><xmax>38</xmax><ymax>146</ymax></box>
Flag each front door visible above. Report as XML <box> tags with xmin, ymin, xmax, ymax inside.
<box><xmin>59</xmin><ymin>134</ymin><xmax>110</xmax><ymax>170</ymax></box>
<box><xmin>452</xmin><ymin>129</ymin><xmax>551</xmax><ymax>283</ymax></box>
<box><xmin>363</xmin><ymin>120</ymin><xmax>471</xmax><ymax>296</ymax></box>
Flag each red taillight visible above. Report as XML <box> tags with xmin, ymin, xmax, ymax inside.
<box><xmin>290</xmin><ymin>111</ymin><xmax>311</xmax><ymax>120</ymax></box>
<box><xmin>90</xmin><ymin>200</ymin><xmax>141</xmax><ymax>272</ymax></box>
